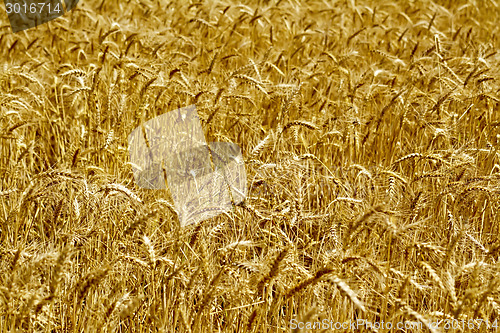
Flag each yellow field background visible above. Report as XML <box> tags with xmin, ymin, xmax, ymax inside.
<box><xmin>1</xmin><ymin>0</ymin><xmax>500</xmax><ymax>331</ymax></box>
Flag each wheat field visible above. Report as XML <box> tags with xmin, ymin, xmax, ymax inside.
<box><xmin>1</xmin><ymin>0</ymin><xmax>500</xmax><ymax>331</ymax></box>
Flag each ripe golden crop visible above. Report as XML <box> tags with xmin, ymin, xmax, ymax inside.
<box><xmin>1</xmin><ymin>0</ymin><xmax>500</xmax><ymax>331</ymax></box>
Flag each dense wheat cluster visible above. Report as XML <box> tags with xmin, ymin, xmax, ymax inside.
<box><xmin>1</xmin><ymin>0</ymin><xmax>500</xmax><ymax>331</ymax></box>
